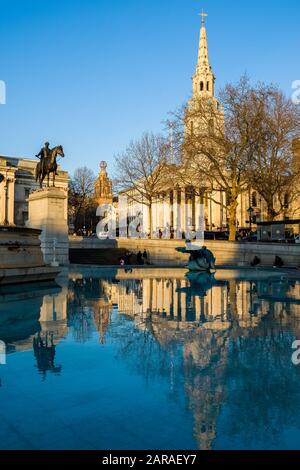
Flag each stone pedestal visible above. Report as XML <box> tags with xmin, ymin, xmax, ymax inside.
<box><xmin>27</xmin><ymin>187</ymin><xmax>69</xmax><ymax>265</ymax></box>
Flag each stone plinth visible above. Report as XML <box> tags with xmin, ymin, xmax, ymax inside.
<box><xmin>27</xmin><ymin>187</ymin><xmax>69</xmax><ymax>265</ymax></box>
<box><xmin>0</xmin><ymin>225</ymin><xmax>44</xmax><ymax>268</ymax></box>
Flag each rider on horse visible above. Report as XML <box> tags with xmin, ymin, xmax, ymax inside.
<box><xmin>36</xmin><ymin>142</ymin><xmax>50</xmax><ymax>176</ymax></box>
<box><xmin>35</xmin><ymin>142</ymin><xmax>64</xmax><ymax>188</ymax></box>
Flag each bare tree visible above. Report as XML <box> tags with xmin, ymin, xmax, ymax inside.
<box><xmin>167</xmin><ymin>76</ymin><xmax>260</xmax><ymax>241</ymax></box>
<box><xmin>245</xmin><ymin>86</ymin><xmax>300</xmax><ymax>220</ymax></box>
<box><xmin>69</xmin><ymin>167</ymin><xmax>96</xmax><ymax>233</ymax></box>
<box><xmin>114</xmin><ymin>132</ymin><xmax>170</xmax><ymax>237</ymax></box>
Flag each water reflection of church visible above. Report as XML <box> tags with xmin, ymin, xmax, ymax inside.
<box><xmin>97</xmin><ymin>270</ymin><xmax>300</xmax><ymax>450</ymax></box>
<box><xmin>3</xmin><ymin>272</ymin><xmax>300</xmax><ymax>449</ymax></box>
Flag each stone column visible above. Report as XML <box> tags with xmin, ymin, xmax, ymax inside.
<box><xmin>27</xmin><ymin>187</ymin><xmax>69</xmax><ymax>265</ymax></box>
<box><xmin>180</xmin><ymin>280</ymin><xmax>187</xmax><ymax>321</ymax></box>
<box><xmin>0</xmin><ymin>168</ymin><xmax>16</xmax><ymax>225</ymax></box>
<box><xmin>186</xmin><ymin>193</ymin><xmax>193</xmax><ymax>238</ymax></box>
<box><xmin>7</xmin><ymin>177</ymin><xmax>15</xmax><ymax>225</ymax></box>
<box><xmin>173</xmin><ymin>190</ymin><xmax>181</xmax><ymax>239</ymax></box>
<box><xmin>143</xmin><ymin>279</ymin><xmax>151</xmax><ymax>313</ymax></box>
<box><xmin>152</xmin><ymin>199</ymin><xmax>159</xmax><ymax>238</ymax></box>
<box><xmin>164</xmin><ymin>280</ymin><xmax>171</xmax><ymax>316</ymax></box>
<box><xmin>180</xmin><ymin>189</ymin><xmax>186</xmax><ymax>237</ymax></box>
<box><xmin>163</xmin><ymin>192</ymin><xmax>171</xmax><ymax>238</ymax></box>
<box><xmin>0</xmin><ymin>179</ymin><xmax>5</xmax><ymax>224</ymax></box>
<box><xmin>195</xmin><ymin>195</ymin><xmax>202</xmax><ymax>232</ymax></box>
<box><xmin>208</xmin><ymin>193</ymin><xmax>213</xmax><ymax>230</ymax></box>
<box><xmin>173</xmin><ymin>280</ymin><xmax>178</xmax><ymax>319</ymax></box>
<box><xmin>159</xmin><ymin>195</ymin><xmax>164</xmax><ymax>229</ymax></box>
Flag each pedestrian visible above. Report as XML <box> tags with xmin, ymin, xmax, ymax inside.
<box><xmin>142</xmin><ymin>250</ymin><xmax>148</xmax><ymax>264</ymax></box>
<box><xmin>137</xmin><ymin>251</ymin><xmax>143</xmax><ymax>265</ymax></box>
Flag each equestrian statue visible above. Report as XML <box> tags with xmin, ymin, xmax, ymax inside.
<box><xmin>35</xmin><ymin>141</ymin><xmax>65</xmax><ymax>188</ymax></box>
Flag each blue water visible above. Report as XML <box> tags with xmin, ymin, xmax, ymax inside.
<box><xmin>1</xmin><ymin>268</ymin><xmax>300</xmax><ymax>450</ymax></box>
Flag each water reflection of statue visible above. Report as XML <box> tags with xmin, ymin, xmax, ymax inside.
<box><xmin>184</xmin><ymin>272</ymin><xmax>217</xmax><ymax>297</ymax></box>
<box><xmin>33</xmin><ymin>332</ymin><xmax>62</xmax><ymax>379</ymax></box>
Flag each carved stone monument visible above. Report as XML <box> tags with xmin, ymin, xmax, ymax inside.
<box><xmin>27</xmin><ymin>187</ymin><xmax>69</xmax><ymax>265</ymax></box>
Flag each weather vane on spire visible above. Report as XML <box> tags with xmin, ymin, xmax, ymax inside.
<box><xmin>199</xmin><ymin>10</ymin><xmax>208</xmax><ymax>27</ymax></box>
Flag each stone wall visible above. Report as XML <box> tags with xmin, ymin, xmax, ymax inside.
<box><xmin>0</xmin><ymin>226</ymin><xmax>44</xmax><ymax>269</ymax></box>
<box><xmin>117</xmin><ymin>239</ymin><xmax>300</xmax><ymax>268</ymax></box>
<box><xmin>69</xmin><ymin>236</ymin><xmax>117</xmax><ymax>249</ymax></box>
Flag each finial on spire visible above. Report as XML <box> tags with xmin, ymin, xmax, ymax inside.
<box><xmin>199</xmin><ymin>10</ymin><xmax>208</xmax><ymax>27</ymax></box>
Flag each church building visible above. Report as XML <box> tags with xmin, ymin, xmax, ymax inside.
<box><xmin>123</xmin><ymin>13</ymin><xmax>300</xmax><ymax>238</ymax></box>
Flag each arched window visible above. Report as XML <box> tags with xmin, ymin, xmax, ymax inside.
<box><xmin>200</xmin><ymin>82</ymin><xmax>204</xmax><ymax>91</ymax></box>
<box><xmin>252</xmin><ymin>192</ymin><xmax>257</xmax><ymax>208</ymax></box>
<box><xmin>207</xmin><ymin>82</ymin><xmax>209</xmax><ymax>91</ymax></box>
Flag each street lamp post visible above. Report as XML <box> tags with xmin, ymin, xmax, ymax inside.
<box><xmin>247</xmin><ymin>207</ymin><xmax>254</xmax><ymax>233</ymax></box>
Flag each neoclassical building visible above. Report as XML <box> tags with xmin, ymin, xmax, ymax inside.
<box><xmin>0</xmin><ymin>155</ymin><xmax>68</xmax><ymax>226</ymax></box>
<box><xmin>123</xmin><ymin>15</ymin><xmax>300</xmax><ymax>238</ymax></box>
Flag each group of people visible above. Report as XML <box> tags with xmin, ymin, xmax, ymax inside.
<box><xmin>119</xmin><ymin>250</ymin><xmax>149</xmax><ymax>267</ymax></box>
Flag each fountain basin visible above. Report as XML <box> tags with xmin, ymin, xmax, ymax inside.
<box><xmin>0</xmin><ymin>226</ymin><xmax>61</xmax><ymax>285</ymax></box>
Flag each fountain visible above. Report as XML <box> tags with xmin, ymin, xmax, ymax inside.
<box><xmin>176</xmin><ymin>242</ymin><xmax>216</xmax><ymax>272</ymax></box>
<box><xmin>0</xmin><ymin>225</ymin><xmax>62</xmax><ymax>286</ymax></box>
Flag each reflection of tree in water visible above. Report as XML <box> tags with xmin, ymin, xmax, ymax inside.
<box><xmin>108</xmin><ymin>312</ymin><xmax>187</xmax><ymax>405</ymax></box>
<box><xmin>65</xmin><ymin>273</ymin><xmax>300</xmax><ymax>449</ymax></box>
<box><xmin>183</xmin><ymin>279</ymin><xmax>300</xmax><ymax>450</ymax></box>
<box><xmin>68</xmin><ymin>279</ymin><xmax>102</xmax><ymax>343</ymax></box>
<box><xmin>184</xmin><ymin>328</ymin><xmax>230</xmax><ymax>450</ymax></box>
<box><xmin>222</xmin><ymin>321</ymin><xmax>300</xmax><ymax>449</ymax></box>
<box><xmin>116</xmin><ymin>276</ymin><xmax>300</xmax><ymax>450</ymax></box>
<box><xmin>70</xmin><ymin>307</ymin><xmax>95</xmax><ymax>343</ymax></box>
<box><xmin>33</xmin><ymin>332</ymin><xmax>62</xmax><ymax>380</ymax></box>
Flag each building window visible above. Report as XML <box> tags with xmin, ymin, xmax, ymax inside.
<box><xmin>252</xmin><ymin>192</ymin><xmax>257</xmax><ymax>208</ymax></box>
<box><xmin>24</xmin><ymin>188</ymin><xmax>30</xmax><ymax>199</ymax></box>
<box><xmin>207</xmin><ymin>82</ymin><xmax>209</xmax><ymax>91</ymax></box>
<box><xmin>200</xmin><ymin>82</ymin><xmax>204</xmax><ymax>91</ymax></box>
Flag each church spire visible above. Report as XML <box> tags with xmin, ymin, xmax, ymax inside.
<box><xmin>192</xmin><ymin>11</ymin><xmax>215</xmax><ymax>99</ymax></box>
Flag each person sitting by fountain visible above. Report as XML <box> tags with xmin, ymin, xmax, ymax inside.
<box><xmin>274</xmin><ymin>256</ymin><xmax>284</xmax><ymax>268</ymax></box>
<box><xmin>137</xmin><ymin>251</ymin><xmax>144</xmax><ymax>265</ymax></box>
<box><xmin>251</xmin><ymin>256</ymin><xmax>261</xmax><ymax>267</ymax></box>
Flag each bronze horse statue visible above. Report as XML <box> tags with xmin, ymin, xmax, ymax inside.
<box><xmin>35</xmin><ymin>145</ymin><xmax>65</xmax><ymax>188</ymax></box>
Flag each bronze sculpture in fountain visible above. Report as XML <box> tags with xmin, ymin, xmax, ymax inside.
<box><xmin>35</xmin><ymin>142</ymin><xmax>65</xmax><ymax>188</ymax></box>
<box><xmin>176</xmin><ymin>242</ymin><xmax>216</xmax><ymax>272</ymax></box>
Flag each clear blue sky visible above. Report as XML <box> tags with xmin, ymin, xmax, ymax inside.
<box><xmin>0</xmin><ymin>0</ymin><xmax>299</xmax><ymax>176</ymax></box>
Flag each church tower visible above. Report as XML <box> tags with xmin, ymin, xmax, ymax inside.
<box><xmin>186</xmin><ymin>12</ymin><xmax>223</xmax><ymax>138</ymax></box>
<box><xmin>94</xmin><ymin>161</ymin><xmax>113</xmax><ymax>206</ymax></box>
<box><xmin>192</xmin><ymin>12</ymin><xmax>215</xmax><ymax>99</ymax></box>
